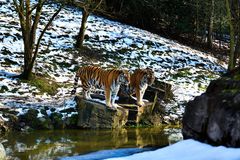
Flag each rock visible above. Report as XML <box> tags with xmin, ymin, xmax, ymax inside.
<box><xmin>50</xmin><ymin>112</ymin><xmax>64</xmax><ymax>129</ymax></box>
<box><xmin>0</xmin><ymin>79</ymin><xmax>175</xmax><ymax>131</ymax></box>
<box><xmin>75</xmin><ymin>96</ymin><xmax>129</xmax><ymax>129</ymax></box>
<box><xmin>117</xmin><ymin>80</ymin><xmax>176</xmax><ymax>126</ymax></box>
<box><xmin>65</xmin><ymin>114</ymin><xmax>78</xmax><ymax>128</ymax></box>
<box><xmin>168</xmin><ymin>133</ymin><xmax>183</xmax><ymax>145</ymax></box>
<box><xmin>135</xmin><ymin>102</ymin><xmax>163</xmax><ymax>126</ymax></box>
<box><xmin>182</xmin><ymin>78</ymin><xmax>240</xmax><ymax>147</ymax></box>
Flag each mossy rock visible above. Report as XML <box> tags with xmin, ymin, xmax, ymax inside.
<box><xmin>18</xmin><ymin>109</ymin><xmax>53</xmax><ymax>129</ymax></box>
<box><xmin>21</xmin><ymin>109</ymin><xmax>39</xmax><ymax>121</ymax></box>
<box><xmin>38</xmin><ymin>117</ymin><xmax>54</xmax><ymax>130</ymax></box>
<box><xmin>65</xmin><ymin>114</ymin><xmax>78</xmax><ymax>128</ymax></box>
<box><xmin>50</xmin><ymin>113</ymin><xmax>64</xmax><ymax>129</ymax></box>
<box><xmin>40</xmin><ymin>108</ymin><xmax>48</xmax><ymax>116</ymax></box>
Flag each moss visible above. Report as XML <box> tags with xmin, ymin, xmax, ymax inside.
<box><xmin>172</xmin><ymin>70</ymin><xmax>190</xmax><ymax>79</ymax></box>
<box><xmin>22</xmin><ymin>75</ymin><xmax>60</xmax><ymax>96</ymax></box>
<box><xmin>222</xmin><ymin>89</ymin><xmax>240</xmax><ymax>94</ymax></box>
<box><xmin>233</xmin><ymin>74</ymin><xmax>240</xmax><ymax>81</ymax></box>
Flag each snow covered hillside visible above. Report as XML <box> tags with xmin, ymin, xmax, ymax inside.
<box><xmin>0</xmin><ymin>0</ymin><xmax>226</xmax><ymax>119</ymax></box>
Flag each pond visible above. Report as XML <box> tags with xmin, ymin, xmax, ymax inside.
<box><xmin>2</xmin><ymin>127</ymin><xmax>178</xmax><ymax>160</ymax></box>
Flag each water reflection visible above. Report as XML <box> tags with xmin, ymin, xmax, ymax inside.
<box><xmin>2</xmin><ymin>128</ymin><xmax>170</xmax><ymax>160</ymax></box>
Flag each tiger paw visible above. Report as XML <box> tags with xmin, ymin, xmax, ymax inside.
<box><xmin>107</xmin><ymin>106</ymin><xmax>117</xmax><ymax>111</ymax></box>
<box><xmin>112</xmin><ymin>103</ymin><xmax>122</xmax><ymax>109</ymax></box>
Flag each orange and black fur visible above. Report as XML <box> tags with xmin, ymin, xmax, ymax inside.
<box><xmin>130</xmin><ymin>68</ymin><xmax>155</xmax><ymax>106</ymax></box>
<box><xmin>71</xmin><ymin>66</ymin><xmax>130</xmax><ymax>109</ymax></box>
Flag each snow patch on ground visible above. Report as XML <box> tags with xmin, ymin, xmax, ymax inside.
<box><xmin>106</xmin><ymin>139</ymin><xmax>240</xmax><ymax>160</ymax></box>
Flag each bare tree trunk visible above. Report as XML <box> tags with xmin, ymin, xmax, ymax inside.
<box><xmin>207</xmin><ymin>0</ymin><xmax>215</xmax><ymax>48</ymax></box>
<box><xmin>226</xmin><ymin>0</ymin><xmax>235</xmax><ymax>70</ymax></box>
<box><xmin>13</xmin><ymin>0</ymin><xmax>62</xmax><ymax>80</ymax></box>
<box><xmin>194</xmin><ymin>0</ymin><xmax>199</xmax><ymax>43</ymax></box>
<box><xmin>74</xmin><ymin>0</ymin><xmax>103</xmax><ymax>49</ymax></box>
<box><xmin>234</xmin><ymin>37</ymin><xmax>240</xmax><ymax>65</ymax></box>
<box><xmin>233</xmin><ymin>0</ymin><xmax>240</xmax><ymax>66</ymax></box>
<box><xmin>75</xmin><ymin>8</ymin><xmax>89</xmax><ymax>48</ymax></box>
<box><xmin>19</xmin><ymin>0</ymin><xmax>35</xmax><ymax>79</ymax></box>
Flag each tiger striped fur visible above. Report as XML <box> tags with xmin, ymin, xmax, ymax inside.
<box><xmin>130</xmin><ymin>68</ymin><xmax>155</xmax><ymax>106</ymax></box>
<box><xmin>71</xmin><ymin>66</ymin><xmax>130</xmax><ymax>109</ymax></box>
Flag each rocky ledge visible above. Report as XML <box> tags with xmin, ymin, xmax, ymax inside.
<box><xmin>75</xmin><ymin>80</ymin><xmax>174</xmax><ymax>128</ymax></box>
<box><xmin>0</xmin><ymin>80</ymin><xmax>175</xmax><ymax>133</ymax></box>
<box><xmin>75</xmin><ymin>96</ymin><xmax>128</xmax><ymax>129</ymax></box>
<box><xmin>182</xmin><ymin>67</ymin><xmax>240</xmax><ymax>147</ymax></box>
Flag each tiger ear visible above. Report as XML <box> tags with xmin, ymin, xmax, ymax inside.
<box><xmin>146</xmin><ymin>67</ymin><xmax>152</xmax><ymax>71</ymax></box>
<box><xmin>129</xmin><ymin>68</ymin><xmax>134</xmax><ymax>74</ymax></box>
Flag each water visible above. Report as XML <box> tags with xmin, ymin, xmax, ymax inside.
<box><xmin>2</xmin><ymin>127</ymin><xmax>173</xmax><ymax>160</ymax></box>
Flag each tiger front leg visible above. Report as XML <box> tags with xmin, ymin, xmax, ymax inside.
<box><xmin>105</xmin><ymin>88</ymin><xmax>113</xmax><ymax>108</ymax></box>
<box><xmin>111</xmin><ymin>90</ymin><xmax>121</xmax><ymax>109</ymax></box>
<box><xmin>136</xmin><ymin>89</ymin><xmax>144</xmax><ymax>107</ymax></box>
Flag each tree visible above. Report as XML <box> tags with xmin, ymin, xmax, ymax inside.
<box><xmin>207</xmin><ymin>0</ymin><xmax>215</xmax><ymax>48</ymax></box>
<box><xmin>105</xmin><ymin>0</ymin><xmax>125</xmax><ymax>13</ymax></box>
<box><xmin>225</xmin><ymin>0</ymin><xmax>240</xmax><ymax>70</ymax></box>
<box><xmin>74</xmin><ymin>0</ymin><xmax>103</xmax><ymax>48</ymax></box>
<box><xmin>13</xmin><ymin>0</ymin><xmax>62</xmax><ymax>80</ymax></box>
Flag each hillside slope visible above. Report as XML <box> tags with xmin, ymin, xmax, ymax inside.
<box><xmin>0</xmin><ymin>0</ymin><xmax>226</xmax><ymax>120</ymax></box>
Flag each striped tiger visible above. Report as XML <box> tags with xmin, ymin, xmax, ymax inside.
<box><xmin>71</xmin><ymin>66</ymin><xmax>130</xmax><ymax>109</ymax></box>
<box><xmin>129</xmin><ymin>68</ymin><xmax>155</xmax><ymax>106</ymax></box>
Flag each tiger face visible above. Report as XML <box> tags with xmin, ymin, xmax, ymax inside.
<box><xmin>145</xmin><ymin>68</ymin><xmax>155</xmax><ymax>85</ymax></box>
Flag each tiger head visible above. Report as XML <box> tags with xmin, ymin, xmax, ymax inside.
<box><xmin>119</xmin><ymin>70</ymin><xmax>130</xmax><ymax>85</ymax></box>
<box><xmin>144</xmin><ymin>68</ymin><xmax>155</xmax><ymax>86</ymax></box>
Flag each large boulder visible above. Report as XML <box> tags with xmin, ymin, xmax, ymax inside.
<box><xmin>75</xmin><ymin>96</ymin><xmax>129</xmax><ymax>129</ymax></box>
<box><xmin>182</xmin><ymin>68</ymin><xmax>240</xmax><ymax>147</ymax></box>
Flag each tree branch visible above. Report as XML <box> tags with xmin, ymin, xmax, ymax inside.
<box><xmin>31</xmin><ymin>5</ymin><xmax>63</xmax><ymax>65</ymax></box>
<box><xmin>13</xmin><ymin>0</ymin><xmax>26</xmax><ymax>39</ymax></box>
<box><xmin>30</xmin><ymin>0</ymin><xmax>45</xmax><ymax>47</ymax></box>
<box><xmin>29</xmin><ymin>4</ymin><xmax>38</xmax><ymax>14</ymax></box>
<box><xmin>73</xmin><ymin>0</ymin><xmax>88</xmax><ymax>9</ymax></box>
<box><xmin>89</xmin><ymin>0</ymin><xmax>103</xmax><ymax>13</ymax></box>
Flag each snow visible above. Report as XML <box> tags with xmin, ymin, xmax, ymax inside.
<box><xmin>106</xmin><ymin>139</ymin><xmax>240</xmax><ymax>160</ymax></box>
<box><xmin>0</xmin><ymin>0</ymin><xmax>227</xmax><ymax>119</ymax></box>
<box><xmin>60</xmin><ymin>148</ymin><xmax>153</xmax><ymax>160</ymax></box>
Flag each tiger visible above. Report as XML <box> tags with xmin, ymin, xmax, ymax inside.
<box><xmin>129</xmin><ymin>68</ymin><xmax>155</xmax><ymax>107</ymax></box>
<box><xmin>71</xmin><ymin>66</ymin><xmax>130</xmax><ymax>109</ymax></box>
